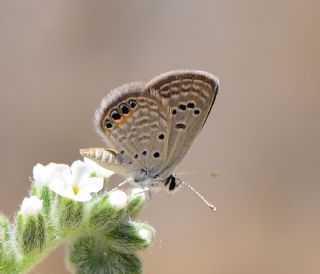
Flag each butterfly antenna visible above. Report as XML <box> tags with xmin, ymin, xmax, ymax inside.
<box><xmin>181</xmin><ymin>181</ymin><xmax>217</xmax><ymax>212</ymax></box>
<box><xmin>175</xmin><ymin>170</ymin><xmax>218</xmax><ymax>177</ymax></box>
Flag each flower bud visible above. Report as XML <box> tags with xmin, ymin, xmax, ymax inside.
<box><xmin>55</xmin><ymin>196</ymin><xmax>83</xmax><ymax>235</ymax></box>
<box><xmin>39</xmin><ymin>185</ymin><xmax>53</xmax><ymax>218</ymax></box>
<box><xmin>20</xmin><ymin>196</ymin><xmax>43</xmax><ymax>217</ymax></box>
<box><xmin>0</xmin><ymin>215</ymin><xmax>10</xmax><ymax>242</ymax></box>
<box><xmin>107</xmin><ymin>221</ymin><xmax>155</xmax><ymax>253</ymax></box>
<box><xmin>16</xmin><ymin>196</ymin><xmax>46</xmax><ymax>255</ymax></box>
<box><xmin>68</xmin><ymin>235</ymin><xmax>142</xmax><ymax>274</ymax></box>
<box><xmin>127</xmin><ymin>188</ymin><xmax>147</xmax><ymax>218</ymax></box>
<box><xmin>15</xmin><ymin>212</ymin><xmax>46</xmax><ymax>255</ymax></box>
<box><xmin>86</xmin><ymin>191</ymin><xmax>127</xmax><ymax>233</ymax></box>
<box><xmin>0</xmin><ymin>215</ymin><xmax>16</xmax><ymax>272</ymax></box>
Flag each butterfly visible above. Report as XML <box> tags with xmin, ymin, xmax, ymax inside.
<box><xmin>80</xmin><ymin>70</ymin><xmax>219</xmax><ymax>210</ymax></box>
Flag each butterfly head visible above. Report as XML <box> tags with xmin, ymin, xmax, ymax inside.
<box><xmin>164</xmin><ymin>175</ymin><xmax>182</xmax><ymax>194</ymax></box>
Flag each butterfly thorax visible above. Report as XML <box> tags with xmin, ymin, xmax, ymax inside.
<box><xmin>133</xmin><ymin>170</ymin><xmax>181</xmax><ymax>193</ymax></box>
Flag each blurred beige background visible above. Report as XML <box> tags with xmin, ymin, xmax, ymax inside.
<box><xmin>1</xmin><ymin>1</ymin><xmax>320</xmax><ymax>273</ymax></box>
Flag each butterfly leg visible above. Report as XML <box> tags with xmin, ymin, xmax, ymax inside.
<box><xmin>110</xmin><ymin>177</ymin><xmax>135</xmax><ymax>192</ymax></box>
<box><xmin>129</xmin><ymin>187</ymin><xmax>151</xmax><ymax>199</ymax></box>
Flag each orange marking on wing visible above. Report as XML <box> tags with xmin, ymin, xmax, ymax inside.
<box><xmin>103</xmin><ymin>99</ymin><xmax>139</xmax><ymax>131</ymax></box>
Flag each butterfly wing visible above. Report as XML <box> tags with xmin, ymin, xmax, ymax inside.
<box><xmin>145</xmin><ymin>70</ymin><xmax>219</xmax><ymax>178</ymax></box>
<box><xmin>94</xmin><ymin>82</ymin><xmax>172</xmax><ymax>180</ymax></box>
<box><xmin>93</xmin><ymin>70</ymin><xmax>219</xmax><ymax>181</ymax></box>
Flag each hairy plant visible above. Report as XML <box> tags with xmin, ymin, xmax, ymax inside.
<box><xmin>0</xmin><ymin>160</ymin><xmax>154</xmax><ymax>274</ymax></box>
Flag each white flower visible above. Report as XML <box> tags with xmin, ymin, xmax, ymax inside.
<box><xmin>138</xmin><ymin>228</ymin><xmax>153</xmax><ymax>243</ymax></box>
<box><xmin>108</xmin><ymin>190</ymin><xmax>128</xmax><ymax>209</ymax></box>
<box><xmin>33</xmin><ymin>163</ymin><xmax>57</xmax><ymax>187</ymax></box>
<box><xmin>48</xmin><ymin>160</ymin><xmax>104</xmax><ymax>202</ymax></box>
<box><xmin>20</xmin><ymin>196</ymin><xmax>43</xmax><ymax>216</ymax></box>
<box><xmin>83</xmin><ymin>157</ymin><xmax>114</xmax><ymax>178</ymax></box>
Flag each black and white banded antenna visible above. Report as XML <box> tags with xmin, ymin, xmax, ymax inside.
<box><xmin>181</xmin><ymin>180</ymin><xmax>217</xmax><ymax>212</ymax></box>
<box><xmin>174</xmin><ymin>170</ymin><xmax>218</xmax><ymax>212</ymax></box>
<box><xmin>175</xmin><ymin>170</ymin><xmax>218</xmax><ymax>177</ymax></box>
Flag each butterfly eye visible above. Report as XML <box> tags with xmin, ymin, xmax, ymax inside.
<box><xmin>110</xmin><ymin>109</ymin><xmax>121</xmax><ymax>120</ymax></box>
<box><xmin>129</xmin><ymin>99</ymin><xmax>137</xmax><ymax>109</ymax></box>
<box><xmin>119</xmin><ymin>103</ymin><xmax>130</xmax><ymax>115</ymax></box>
<box><xmin>169</xmin><ymin>179</ymin><xmax>176</xmax><ymax>191</ymax></box>
<box><xmin>165</xmin><ymin>176</ymin><xmax>176</xmax><ymax>191</ymax></box>
<box><xmin>104</xmin><ymin>119</ymin><xmax>113</xmax><ymax>129</ymax></box>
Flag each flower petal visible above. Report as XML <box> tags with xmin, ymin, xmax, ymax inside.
<box><xmin>48</xmin><ymin>179</ymin><xmax>68</xmax><ymax>197</ymax></box>
<box><xmin>33</xmin><ymin>164</ymin><xmax>45</xmax><ymax>182</ymax></box>
<box><xmin>65</xmin><ymin>185</ymin><xmax>77</xmax><ymax>199</ymax></box>
<box><xmin>84</xmin><ymin>157</ymin><xmax>114</xmax><ymax>178</ymax></box>
<box><xmin>48</xmin><ymin>164</ymin><xmax>72</xmax><ymax>186</ymax></box>
<box><xmin>78</xmin><ymin>177</ymin><xmax>104</xmax><ymax>193</ymax></box>
<box><xmin>73</xmin><ymin>189</ymin><xmax>92</xmax><ymax>202</ymax></box>
<box><xmin>33</xmin><ymin>163</ymin><xmax>58</xmax><ymax>187</ymax></box>
<box><xmin>70</xmin><ymin>160</ymin><xmax>90</xmax><ymax>185</ymax></box>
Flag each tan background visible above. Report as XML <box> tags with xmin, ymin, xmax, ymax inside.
<box><xmin>1</xmin><ymin>1</ymin><xmax>320</xmax><ymax>274</ymax></box>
